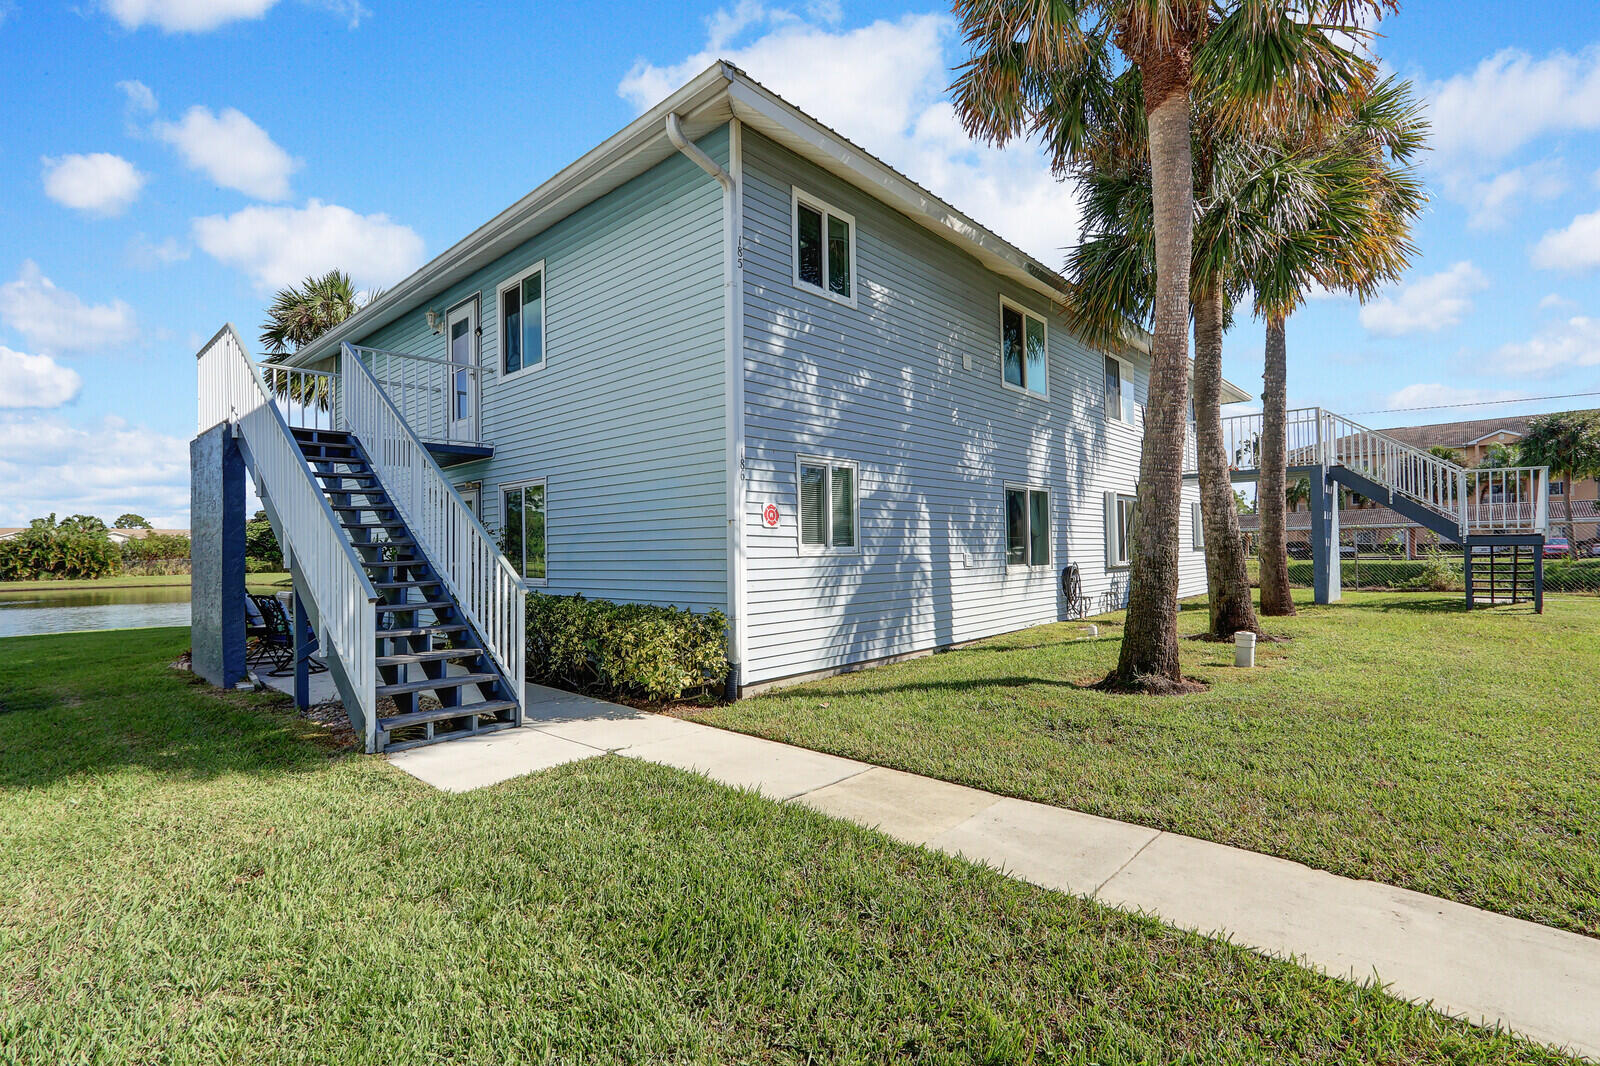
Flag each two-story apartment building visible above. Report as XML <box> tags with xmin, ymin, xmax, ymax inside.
<box><xmin>196</xmin><ymin>62</ymin><xmax>1247</xmax><ymax>751</ymax></box>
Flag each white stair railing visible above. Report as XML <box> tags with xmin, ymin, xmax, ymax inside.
<box><xmin>341</xmin><ymin>344</ymin><xmax>526</xmax><ymax>703</ymax></box>
<box><xmin>197</xmin><ymin>325</ymin><xmax>379</xmax><ymax>749</ymax></box>
<box><xmin>1204</xmin><ymin>406</ymin><xmax>1550</xmax><ymax>538</ymax></box>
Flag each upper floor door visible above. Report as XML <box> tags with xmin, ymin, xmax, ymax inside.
<box><xmin>446</xmin><ymin>300</ymin><xmax>479</xmax><ymax>441</ymax></box>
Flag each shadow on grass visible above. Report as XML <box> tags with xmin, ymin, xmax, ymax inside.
<box><xmin>0</xmin><ymin>626</ymin><xmax>343</xmax><ymax>791</ymax></box>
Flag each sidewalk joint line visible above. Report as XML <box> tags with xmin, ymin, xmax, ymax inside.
<box><xmin>1092</xmin><ymin>830</ymin><xmax>1164</xmax><ymax>897</ymax></box>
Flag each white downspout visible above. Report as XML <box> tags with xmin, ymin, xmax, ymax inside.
<box><xmin>667</xmin><ymin>111</ymin><xmax>746</xmax><ymax>694</ymax></box>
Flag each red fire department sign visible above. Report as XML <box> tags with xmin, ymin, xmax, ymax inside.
<box><xmin>762</xmin><ymin>503</ymin><xmax>780</xmax><ymax>528</ymax></box>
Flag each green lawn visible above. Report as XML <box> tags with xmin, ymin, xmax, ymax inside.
<box><xmin>0</xmin><ymin>627</ymin><xmax>1575</xmax><ymax>1064</ymax></box>
<box><xmin>685</xmin><ymin>592</ymin><xmax>1600</xmax><ymax>939</ymax></box>
<box><xmin>0</xmin><ymin>572</ymin><xmax>291</xmax><ymax>593</ymax></box>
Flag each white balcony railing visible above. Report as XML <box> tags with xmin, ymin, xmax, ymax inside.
<box><xmin>198</xmin><ymin>326</ymin><xmax>380</xmax><ymax>749</ymax></box>
<box><xmin>347</xmin><ymin>345</ymin><xmax>483</xmax><ymax>446</ymax></box>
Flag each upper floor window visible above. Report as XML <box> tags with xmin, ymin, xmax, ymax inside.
<box><xmin>1001</xmin><ymin>299</ymin><xmax>1047</xmax><ymax>397</ymax></box>
<box><xmin>792</xmin><ymin>189</ymin><xmax>855</xmax><ymax>304</ymax></box>
<box><xmin>1105</xmin><ymin>355</ymin><xmax>1125</xmax><ymax>421</ymax></box>
<box><xmin>498</xmin><ymin>263</ymin><xmax>545</xmax><ymax>378</ymax></box>
<box><xmin>1005</xmin><ymin>486</ymin><xmax>1051</xmax><ymax>566</ymax></box>
<box><xmin>798</xmin><ymin>456</ymin><xmax>858</xmax><ymax>552</ymax></box>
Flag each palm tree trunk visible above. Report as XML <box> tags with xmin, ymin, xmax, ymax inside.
<box><xmin>1258</xmin><ymin>313</ymin><xmax>1296</xmax><ymax>615</ymax></box>
<box><xmin>1110</xmin><ymin>65</ymin><xmax>1194</xmax><ymax>690</ymax></box>
<box><xmin>1194</xmin><ymin>284</ymin><xmax>1259</xmax><ymax>637</ymax></box>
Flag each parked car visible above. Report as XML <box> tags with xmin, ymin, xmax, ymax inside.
<box><xmin>1579</xmin><ymin>539</ymin><xmax>1600</xmax><ymax>558</ymax></box>
<box><xmin>1543</xmin><ymin>537</ymin><xmax>1571</xmax><ymax>559</ymax></box>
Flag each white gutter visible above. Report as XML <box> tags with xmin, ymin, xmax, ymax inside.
<box><xmin>666</xmin><ymin>111</ymin><xmax>747</xmax><ymax>693</ymax></box>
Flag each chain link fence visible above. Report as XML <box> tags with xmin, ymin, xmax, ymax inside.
<box><xmin>1250</xmin><ymin>522</ymin><xmax>1600</xmax><ymax>595</ymax></box>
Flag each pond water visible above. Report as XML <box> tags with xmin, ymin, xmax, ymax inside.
<box><xmin>0</xmin><ymin>585</ymin><xmax>192</xmax><ymax>638</ymax></box>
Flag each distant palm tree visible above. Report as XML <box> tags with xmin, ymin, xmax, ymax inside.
<box><xmin>1517</xmin><ymin>412</ymin><xmax>1600</xmax><ymax>548</ymax></box>
<box><xmin>259</xmin><ymin>270</ymin><xmax>366</xmax><ymax>355</ymax></box>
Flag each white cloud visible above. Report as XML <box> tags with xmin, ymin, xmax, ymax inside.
<box><xmin>117</xmin><ymin>79</ymin><xmax>158</xmax><ymax>114</ymax></box>
<box><xmin>1445</xmin><ymin>159</ymin><xmax>1567</xmax><ymax>230</ymax></box>
<box><xmin>0</xmin><ymin>414</ymin><xmax>190</xmax><ymax>527</ymax></box>
<box><xmin>1540</xmin><ymin>293</ymin><xmax>1577</xmax><ymax>311</ymax></box>
<box><xmin>125</xmin><ymin>234</ymin><xmax>190</xmax><ymax>269</ymax></box>
<box><xmin>618</xmin><ymin>5</ymin><xmax>1084</xmax><ymax>266</ymax></box>
<box><xmin>1530</xmin><ymin>208</ymin><xmax>1600</xmax><ymax>273</ymax></box>
<box><xmin>0</xmin><ymin>347</ymin><xmax>83</xmax><ymax>409</ymax></box>
<box><xmin>1427</xmin><ymin>47</ymin><xmax>1600</xmax><ymax>167</ymax></box>
<box><xmin>1359</xmin><ymin>262</ymin><xmax>1488</xmax><ymax>337</ymax></box>
<box><xmin>103</xmin><ymin>0</ymin><xmax>278</xmax><ymax>32</ymax></box>
<box><xmin>1496</xmin><ymin>316</ymin><xmax>1600</xmax><ymax>377</ymax></box>
<box><xmin>192</xmin><ymin>199</ymin><xmax>424</xmax><ymax>290</ymax></box>
<box><xmin>41</xmin><ymin>153</ymin><xmax>147</xmax><ymax>216</ymax></box>
<box><xmin>0</xmin><ymin>262</ymin><xmax>138</xmax><ymax>353</ymax></box>
<box><xmin>1384</xmin><ymin>383</ymin><xmax>1520</xmax><ymax>411</ymax></box>
<box><xmin>155</xmin><ymin>105</ymin><xmax>297</xmax><ymax>200</ymax></box>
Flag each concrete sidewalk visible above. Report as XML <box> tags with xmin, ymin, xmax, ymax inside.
<box><xmin>390</xmin><ymin>684</ymin><xmax>1600</xmax><ymax>1060</ymax></box>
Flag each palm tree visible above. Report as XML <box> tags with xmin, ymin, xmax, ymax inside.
<box><xmin>953</xmin><ymin>0</ymin><xmax>1397</xmax><ymax>689</ymax></box>
<box><xmin>1248</xmin><ymin>78</ymin><xmax>1427</xmax><ymax>615</ymax></box>
<box><xmin>1517</xmin><ymin>412</ymin><xmax>1600</xmax><ymax>549</ymax></box>
<box><xmin>259</xmin><ymin>270</ymin><xmax>364</xmax><ymax>355</ymax></box>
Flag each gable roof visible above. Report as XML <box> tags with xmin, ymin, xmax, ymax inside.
<box><xmin>282</xmin><ymin>62</ymin><xmax>1249</xmax><ymax>404</ymax></box>
<box><xmin>1381</xmin><ymin>410</ymin><xmax>1598</xmax><ymax>452</ymax></box>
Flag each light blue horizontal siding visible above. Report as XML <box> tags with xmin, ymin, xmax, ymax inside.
<box><xmin>738</xmin><ymin>129</ymin><xmax>1205</xmax><ymax>685</ymax></box>
<box><xmin>355</xmin><ymin>127</ymin><xmax>730</xmax><ymax>612</ymax></box>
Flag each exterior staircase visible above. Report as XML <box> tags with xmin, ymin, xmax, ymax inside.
<box><xmin>197</xmin><ymin>324</ymin><xmax>526</xmax><ymax>755</ymax></box>
<box><xmin>293</xmin><ymin>427</ymin><xmax>519</xmax><ymax>751</ymax></box>
<box><xmin>1193</xmin><ymin>406</ymin><xmax>1552</xmax><ymax>609</ymax></box>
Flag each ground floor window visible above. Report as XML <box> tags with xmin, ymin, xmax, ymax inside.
<box><xmin>1005</xmin><ymin>486</ymin><xmax>1050</xmax><ymax>566</ymax></box>
<box><xmin>1106</xmin><ymin>491</ymin><xmax>1136</xmax><ymax>568</ymax></box>
<box><xmin>798</xmin><ymin>457</ymin><xmax>858</xmax><ymax>552</ymax></box>
<box><xmin>1191</xmin><ymin>501</ymin><xmax>1204</xmax><ymax>550</ymax></box>
<box><xmin>502</xmin><ymin>479</ymin><xmax>546</xmax><ymax>582</ymax></box>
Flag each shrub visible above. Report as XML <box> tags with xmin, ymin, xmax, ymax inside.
<box><xmin>245</xmin><ymin>511</ymin><xmax>283</xmax><ymax>569</ymax></box>
<box><xmin>525</xmin><ymin>593</ymin><xmax>728</xmax><ymax>703</ymax></box>
<box><xmin>0</xmin><ymin>516</ymin><xmax>121</xmax><ymax>580</ymax></box>
<box><xmin>122</xmin><ymin>533</ymin><xmax>192</xmax><ymax>576</ymax></box>
<box><xmin>1396</xmin><ymin>550</ymin><xmax>1462</xmax><ymax>592</ymax></box>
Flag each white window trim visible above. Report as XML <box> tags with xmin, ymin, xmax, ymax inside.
<box><xmin>496</xmin><ymin>260</ymin><xmax>547</xmax><ymax>383</ymax></box>
<box><xmin>998</xmin><ymin>296</ymin><xmax>1049</xmax><ymax>401</ymax></box>
<box><xmin>791</xmin><ymin>187</ymin><xmax>858</xmax><ymax>309</ymax></box>
<box><xmin>1004</xmin><ymin>482</ymin><xmax>1052</xmax><ymax>568</ymax></box>
<box><xmin>501</xmin><ymin>476</ymin><xmax>549</xmax><ymax>587</ymax></box>
<box><xmin>795</xmin><ymin>455</ymin><xmax>861</xmax><ymax>555</ymax></box>
<box><xmin>1107</xmin><ymin>491</ymin><xmax>1137</xmax><ymax>569</ymax></box>
<box><xmin>1191</xmin><ymin>500</ymin><xmax>1205</xmax><ymax>550</ymax></box>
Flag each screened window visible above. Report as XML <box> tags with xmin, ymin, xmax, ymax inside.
<box><xmin>1001</xmin><ymin>301</ymin><xmax>1047</xmax><ymax>396</ymax></box>
<box><xmin>499</xmin><ymin>264</ymin><xmax>545</xmax><ymax>377</ymax></box>
<box><xmin>1005</xmin><ymin>487</ymin><xmax>1051</xmax><ymax>567</ymax></box>
<box><xmin>1107</xmin><ymin>492</ymin><xmax>1137</xmax><ymax>568</ymax></box>
<box><xmin>793</xmin><ymin>189</ymin><xmax>855</xmax><ymax>302</ymax></box>
<box><xmin>798</xmin><ymin>458</ymin><xmax>858</xmax><ymax>552</ymax></box>
<box><xmin>502</xmin><ymin>480</ymin><xmax>546</xmax><ymax>582</ymax></box>
<box><xmin>1105</xmin><ymin>355</ymin><xmax>1123</xmax><ymax>419</ymax></box>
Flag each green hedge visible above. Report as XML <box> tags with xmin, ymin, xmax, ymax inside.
<box><xmin>525</xmin><ymin>593</ymin><xmax>728</xmax><ymax>703</ymax></box>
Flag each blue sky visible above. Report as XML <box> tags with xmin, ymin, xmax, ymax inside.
<box><xmin>1</xmin><ymin>0</ymin><xmax>1598</xmax><ymax>526</ymax></box>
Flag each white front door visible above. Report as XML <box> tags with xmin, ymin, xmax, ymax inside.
<box><xmin>446</xmin><ymin>302</ymin><xmax>478</xmax><ymax>441</ymax></box>
<box><xmin>457</xmin><ymin>483</ymin><xmax>480</xmax><ymax>518</ymax></box>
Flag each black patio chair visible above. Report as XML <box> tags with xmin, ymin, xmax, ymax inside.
<box><xmin>246</xmin><ymin>594</ymin><xmax>327</xmax><ymax>677</ymax></box>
